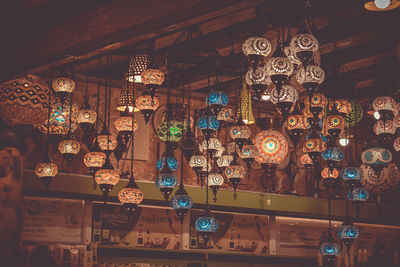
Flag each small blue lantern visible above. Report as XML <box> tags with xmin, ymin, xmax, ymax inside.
<box><xmin>157</xmin><ymin>153</ymin><xmax>178</xmax><ymax>171</ymax></box>
<box><xmin>320</xmin><ymin>241</ymin><xmax>341</xmax><ymax>256</ymax></box>
<box><xmin>170</xmin><ymin>185</ymin><xmax>193</xmax><ymax>222</ymax></box>
<box><xmin>155</xmin><ymin>172</ymin><xmax>178</xmax><ymax>200</ymax></box>
<box><xmin>337</xmin><ymin>224</ymin><xmax>359</xmax><ymax>241</ymax></box>
<box><xmin>197</xmin><ymin>114</ymin><xmax>220</xmax><ymax>139</ymax></box>
<box><xmin>207</xmin><ymin>91</ymin><xmax>228</xmax><ymax>115</ymax></box>
<box><xmin>341</xmin><ymin>167</ymin><xmax>362</xmax><ymax>189</ymax></box>
<box><xmin>195</xmin><ymin>214</ymin><xmax>218</xmax><ymax>233</ymax></box>
<box><xmin>322</xmin><ymin>147</ymin><xmax>344</xmax><ymax>161</ymax></box>
<box><xmin>347</xmin><ymin>187</ymin><xmax>369</xmax><ymax>202</ymax></box>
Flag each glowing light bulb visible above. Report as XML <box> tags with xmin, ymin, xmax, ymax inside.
<box><xmin>375</xmin><ymin>0</ymin><xmax>390</xmax><ymax>9</ymax></box>
<box><xmin>339</xmin><ymin>138</ymin><xmax>349</xmax><ymax>147</ymax></box>
<box><xmin>374</xmin><ymin>111</ymin><xmax>381</xmax><ymax>120</ymax></box>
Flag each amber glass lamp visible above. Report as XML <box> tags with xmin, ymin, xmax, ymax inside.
<box><xmin>135</xmin><ymin>92</ymin><xmax>159</xmax><ymax>124</ymax></box>
<box><xmin>118</xmin><ymin>178</ymin><xmax>144</xmax><ymax>211</ymax></box>
<box><xmin>58</xmin><ymin>133</ymin><xmax>81</xmax><ymax>161</ymax></box>
<box><xmin>35</xmin><ymin>158</ymin><xmax>58</xmax><ymax>190</ymax></box>
<box><xmin>97</xmin><ymin>127</ymin><xmax>118</xmax><ymax>155</ymax></box>
<box><xmin>52</xmin><ymin>77</ymin><xmax>75</xmax><ymax>102</ymax></box>
<box><xmin>94</xmin><ymin>158</ymin><xmax>120</xmax><ymax>196</ymax></box>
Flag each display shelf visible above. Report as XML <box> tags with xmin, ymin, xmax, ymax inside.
<box><xmin>97</xmin><ymin>245</ymin><xmax>315</xmax><ymax>267</ymax></box>
<box><xmin>23</xmin><ymin>170</ymin><xmax>400</xmax><ymax>226</ymax></box>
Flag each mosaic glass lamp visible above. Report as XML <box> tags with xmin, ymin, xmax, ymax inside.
<box><xmin>253</xmin><ymin>130</ymin><xmax>288</xmax><ymax>165</ymax></box>
<box><xmin>127</xmin><ymin>46</ymin><xmax>150</xmax><ymax>83</ymax></box>
<box><xmin>155</xmin><ymin>172</ymin><xmax>178</xmax><ymax>200</ymax></box>
<box><xmin>52</xmin><ymin>77</ymin><xmax>75</xmax><ymax>103</ymax></box>
<box><xmin>308</xmin><ymin>93</ymin><xmax>328</xmax><ymax>118</ymax></box>
<box><xmin>77</xmin><ymin>98</ymin><xmax>97</xmax><ymax>131</ymax></box>
<box><xmin>141</xmin><ymin>69</ymin><xmax>165</xmax><ymax>86</ymax></box>
<box><xmin>58</xmin><ymin>133</ymin><xmax>81</xmax><ymax>161</ymax></box>
<box><xmin>197</xmin><ymin>113</ymin><xmax>220</xmax><ymax>140</ymax></box>
<box><xmin>97</xmin><ymin>128</ymin><xmax>118</xmax><ymax>155</ymax></box>
<box><xmin>321</xmin><ymin>167</ymin><xmax>340</xmax><ymax>185</ymax></box>
<box><xmin>287</xmin><ymin>113</ymin><xmax>309</xmax><ymax>147</ymax></box>
<box><xmin>345</xmin><ymin>102</ymin><xmax>363</xmax><ymax>127</ymax></box>
<box><xmin>207</xmin><ymin>91</ymin><xmax>228</xmax><ymax>115</ymax></box>
<box><xmin>170</xmin><ymin>184</ymin><xmax>193</xmax><ymax>222</ymax></box>
<box><xmin>245</xmin><ymin>67</ymin><xmax>271</xmax><ymax>100</ymax></box>
<box><xmin>372</xmin><ymin>96</ymin><xmax>398</xmax><ymax>121</ymax></box>
<box><xmin>242</xmin><ymin>36</ymin><xmax>272</xmax><ymax>68</ymax></box>
<box><xmin>189</xmin><ymin>153</ymin><xmax>207</xmax><ymax>177</ymax></box>
<box><xmin>157</xmin><ymin>153</ymin><xmax>179</xmax><ymax>172</ymax></box>
<box><xmin>217</xmin><ymin>108</ymin><xmax>232</xmax><ymax>127</ymax></box>
<box><xmin>296</xmin><ymin>64</ymin><xmax>325</xmax><ymax>94</ymax></box>
<box><xmin>229</xmin><ymin>123</ymin><xmax>251</xmax><ymax>150</ymax></box>
<box><xmin>35</xmin><ymin>156</ymin><xmax>58</xmax><ymax>190</ymax></box>
<box><xmin>337</xmin><ymin>221</ymin><xmax>359</xmax><ymax>250</ymax></box>
<box><xmin>303</xmin><ymin>131</ymin><xmax>326</xmax><ymax>162</ymax></box>
<box><xmin>117</xmin><ymin>75</ymin><xmax>136</xmax><ymax>112</ymax></box>
<box><xmin>322</xmin><ymin>147</ymin><xmax>344</xmax><ymax>170</ymax></box>
<box><xmin>240</xmin><ymin>143</ymin><xmax>257</xmax><ymax>170</ymax></box>
<box><xmin>94</xmin><ymin>158</ymin><xmax>120</xmax><ymax>196</ymax></box>
<box><xmin>195</xmin><ymin>211</ymin><xmax>219</xmax><ymax>247</ymax></box>
<box><xmin>361</xmin><ymin>147</ymin><xmax>392</xmax><ymax>175</ymax></box>
<box><xmin>333</xmin><ymin>99</ymin><xmax>352</xmax><ymax>116</ymax></box>
<box><xmin>208</xmin><ymin>172</ymin><xmax>224</xmax><ymax>202</ymax></box>
<box><xmin>118</xmin><ymin>178</ymin><xmax>144</xmax><ymax>211</ymax></box>
<box><xmin>270</xmin><ymin>84</ymin><xmax>299</xmax><ymax>118</ymax></box>
<box><xmin>320</xmin><ymin>232</ymin><xmax>341</xmax><ymax>265</ymax></box>
<box><xmin>264</xmin><ymin>43</ymin><xmax>294</xmax><ymax>89</ymax></box>
<box><xmin>373</xmin><ymin>120</ymin><xmax>396</xmax><ymax>145</ymax></box>
<box><xmin>341</xmin><ymin>167</ymin><xmax>362</xmax><ymax>189</ymax></box>
<box><xmin>300</xmin><ymin>153</ymin><xmax>313</xmax><ymax>171</ymax></box>
<box><xmin>135</xmin><ymin>92</ymin><xmax>160</xmax><ymax>124</ymax></box>
<box><xmin>200</xmin><ymin>137</ymin><xmax>222</xmax><ymax>157</ymax></box>
<box><xmin>216</xmin><ymin>152</ymin><xmax>233</xmax><ymax>172</ymax></box>
<box><xmin>157</xmin><ymin>120</ymin><xmax>185</xmax><ymax>150</ymax></box>
<box><xmin>37</xmin><ymin>101</ymin><xmax>79</xmax><ymax>136</ymax></box>
<box><xmin>84</xmin><ymin>151</ymin><xmax>106</xmax><ymax>175</ymax></box>
<box><xmin>290</xmin><ymin>30</ymin><xmax>319</xmax><ymax>67</ymax></box>
<box><xmin>114</xmin><ymin>115</ymin><xmax>139</xmax><ymax>145</ymax></box>
<box><xmin>225</xmin><ymin>158</ymin><xmax>246</xmax><ymax>199</ymax></box>
<box><xmin>347</xmin><ymin>187</ymin><xmax>369</xmax><ymax>216</ymax></box>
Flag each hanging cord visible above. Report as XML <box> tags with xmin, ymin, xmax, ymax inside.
<box><xmin>85</xmin><ymin>63</ymin><xmax>89</xmax><ymax>98</ymax></box>
<box><xmin>328</xmin><ymin>183</ymin><xmax>332</xmax><ymax>231</ymax></box>
<box><xmin>180</xmin><ymin>71</ymin><xmax>186</xmax><ymax>187</ymax></box>
<box><xmin>95</xmin><ymin>58</ymin><xmax>101</xmax><ymax>133</ymax></box>
<box><xmin>130</xmin><ymin>77</ymin><xmax>135</xmax><ymax>181</ymax></box>
<box><xmin>46</xmin><ymin>85</ymin><xmax>51</xmax><ymax>156</ymax></box>
<box><xmin>107</xmin><ymin>55</ymin><xmax>112</xmax><ymax>135</ymax></box>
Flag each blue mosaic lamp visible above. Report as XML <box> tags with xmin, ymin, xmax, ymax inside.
<box><xmin>207</xmin><ymin>91</ymin><xmax>228</xmax><ymax>115</ymax></box>
<box><xmin>197</xmin><ymin>112</ymin><xmax>220</xmax><ymax>140</ymax></box>
<box><xmin>347</xmin><ymin>187</ymin><xmax>369</xmax><ymax>217</ymax></box>
<box><xmin>157</xmin><ymin>153</ymin><xmax>179</xmax><ymax>172</ymax></box>
<box><xmin>195</xmin><ymin>211</ymin><xmax>219</xmax><ymax>247</ymax></box>
<box><xmin>337</xmin><ymin>222</ymin><xmax>359</xmax><ymax>250</ymax></box>
<box><xmin>320</xmin><ymin>231</ymin><xmax>341</xmax><ymax>265</ymax></box>
<box><xmin>322</xmin><ymin>146</ymin><xmax>344</xmax><ymax>170</ymax></box>
<box><xmin>361</xmin><ymin>147</ymin><xmax>392</xmax><ymax>175</ymax></box>
<box><xmin>341</xmin><ymin>167</ymin><xmax>362</xmax><ymax>189</ymax></box>
<box><xmin>155</xmin><ymin>172</ymin><xmax>178</xmax><ymax>200</ymax></box>
<box><xmin>170</xmin><ymin>184</ymin><xmax>193</xmax><ymax>222</ymax></box>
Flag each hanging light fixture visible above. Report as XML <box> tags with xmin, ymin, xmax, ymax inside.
<box><xmin>157</xmin><ymin>152</ymin><xmax>179</xmax><ymax>172</ymax></box>
<box><xmin>117</xmin><ymin>73</ymin><xmax>136</xmax><ymax>113</ymax></box>
<box><xmin>229</xmin><ymin>120</ymin><xmax>251</xmax><ymax>150</ymax></box>
<box><xmin>197</xmin><ymin>109</ymin><xmax>220</xmax><ymax>140</ymax></box>
<box><xmin>364</xmin><ymin>0</ymin><xmax>400</xmax><ymax>11</ymax></box>
<box><xmin>319</xmin><ymin>231</ymin><xmax>341</xmax><ymax>267</ymax></box>
<box><xmin>207</xmin><ymin>90</ymin><xmax>228</xmax><ymax>116</ymax></box>
<box><xmin>195</xmin><ymin>211</ymin><xmax>219</xmax><ymax>248</ymax></box>
<box><xmin>373</xmin><ymin>120</ymin><xmax>396</xmax><ymax>146</ymax></box>
<box><xmin>126</xmin><ymin>45</ymin><xmax>150</xmax><ymax>84</ymax></box>
<box><xmin>114</xmin><ymin>114</ymin><xmax>139</xmax><ymax>145</ymax></box>
<box><xmin>300</xmin><ymin>153</ymin><xmax>313</xmax><ymax>171</ymax></box>
<box><xmin>245</xmin><ymin>67</ymin><xmax>271</xmax><ymax>100</ymax></box>
<box><xmin>77</xmin><ymin>69</ymin><xmax>96</xmax><ymax>131</ymax></box>
<box><xmin>58</xmin><ymin>133</ymin><xmax>81</xmax><ymax>161</ymax></box>
<box><xmin>155</xmin><ymin>171</ymin><xmax>178</xmax><ymax>200</ymax></box>
<box><xmin>238</xmin><ymin>80</ymin><xmax>255</xmax><ymax>125</ymax></box>
<box><xmin>97</xmin><ymin>128</ymin><xmax>118</xmax><ymax>155</ymax></box>
<box><xmin>135</xmin><ymin>92</ymin><xmax>159</xmax><ymax>124</ymax></box>
<box><xmin>200</xmin><ymin>137</ymin><xmax>222</xmax><ymax>157</ymax></box>
<box><xmin>95</xmin><ymin>158</ymin><xmax>120</xmax><ymax>196</ymax></box>
<box><xmin>393</xmin><ymin>136</ymin><xmax>400</xmax><ymax>152</ymax></box>
<box><xmin>321</xmin><ymin>167</ymin><xmax>340</xmax><ymax>185</ymax></box>
<box><xmin>296</xmin><ymin>63</ymin><xmax>325</xmax><ymax>95</ymax></box>
<box><xmin>289</xmin><ymin>23</ymin><xmax>319</xmax><ymax>67</ymax></box>
<box><xmin>270</xmin><ymin>84</ymin><xmax>299</xmax><ymax>118</ymax></box>
<box><xmin>217</xmin><ymin>108</ymin><xmax>232</xmax><ymax>128</ymax></box>
<box><xmin>304</xmin><ymin>131</ymin><xmax>326</xmax><ymax>162</ymax></box>
<box><xmin>287</xmin><ymin>109</ymin><xmax>309</xmax><ymax>148</ymax></box>
<box><xmin>52</xmin><ymin>76</ymin><xmax>76</xmax><ymax>103</ymax></box>
<box><xmin>224</xmin><ymin>156</ymin><xmax>246</xmax><ymax>199</ymax></box>
<box><xmin>341</xmin><ymin>167</ymin><xmax>362</xmax><ymax>189</ymax></box>
<box><xmin>157</xmin><ymin>120</ymin><xmax>185</xmax><ymax>150</ymax></box>
<box><xmin>347</xmin><ymin>187</ymin><xmax>369</xmax><ymax>217</ymax></box>
<box><xmin>208</xmin><ymin>171</ymin><xmax>224</xmax><ymax>202</ymax></box>
<box><xmin>216</xmin><ymin>151</ymin><xmax>233</xmax><ymax>172</ymax></box>
<box><xmin>170</xmin><ymin>184</ymin><xmax>193</xmax><ymax>222</ymax></box>
<box><xmin>372</xmin><ymin>96</ymin><xmax>397</xmax><ymax>122</ymax></box>
<box><xmin>322</xmin><ymin>147</ymin><xmax>344</xmax><ymax>171</ymax></box>
<box><xmin>189</xmin><ymin>152</ymin><xmax>207</xmax><ymax>177</ymax></box>
<box><xmin>361</xmin><ymin>147</ymin><xmax>392</xmax><ymax>175</ymax></box>
<box><xmin>240</xmin><ymin>142</ymin><xmax>257</xmax><ymax>170</ymax></box>
<box><xmin>242</xmin><ymin>36</ymin><xmax>272</xmax><ymax>69</ymax></box>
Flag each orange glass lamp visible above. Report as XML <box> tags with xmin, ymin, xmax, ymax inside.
<box><xmin>95</xmin><ymin>158</ymin><xmax>120</xmax><ymax>196</ymax></box>
<box><xmin>35</xmin><ymin>158</ymin><xmax>58</xmax><ymax>190</ymax></box>
<box><xmin>118</xmin><ymin>178</ymin><xmax>144</xmax><ymax>211</ymax></box>
<box><xmin>300</xmin><ymin>153</ymin><xmax>313</xmax><ymax>171</ymax></box>
<box><xmin>321</xmin><ymin>167</ymin><xmax>340</xmax><ymax>185</ymax></box>
<box><xmin>58</xmin><ymin>133</ymin><xmax>81</xmax><ymax>161</ymax></box>
<box><xmin>97</xmin><ymin>127</ymin><xmax>118</xmax><ymax>155</ymax></box>
<box><xmin>52</xmin><ymin>77</ymin><xmax>75</xmax><ymax>103</ymax></box>
<box><xmin>135</xmin><ymin>92</ymin><xmax>160</xmax><ymax>124</ymax></box>
<box><xmin>303</xmin><ymin>132</ymin><xmax>326</xmax><ymax>162</ymax></box>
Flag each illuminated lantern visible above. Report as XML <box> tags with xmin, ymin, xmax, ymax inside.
<box><xmin>217</xmin><ymin>108</ymin><xmax>232</xmax><ymax>127</ymax></box>
<box><xmin>265</xmin><ymin>43</ymin><xmax>294</xmax><ymax>89</ymax></box>
<box><xmin>195</xmin><ymin>211</ymin><xmax>218</xmax><ymax>246</ymax></box>
<box><xmin>35</xmin><ymin>159</ymin><xmax>58</xmax><ymax>189</ymax></box>
<box><xmin>324</xmin><ymin>112</ymin><xmax>345</xmax><ymax>141</ymax></box>
<box><xmin>373</xmin><ymin>120</ymin><xmax>396</xmax><ymax>145</ymax></box>
<box><xmin>114</xmin><ymin>115</ymin><xmax>139</xmax><ymax>145</ymax></box>
<box><xmin>58</xmin><ymin>134</ymin><xmax>81</xmax><ymax>161</ymax></box>
<box><xmin>189</xmin><ymin>153</ymin><xmax>207</xmax><ymax>177</ymax></box>
<box><xmin>118</xmin><ymin>178</ymin><xmax>144</xmax><ymax>211</ymax></box>
<box><xmin>345</xmin><ymin>102</ymin><xmax>363</xmax><ymax>127</ymax></box>
<box><xmin>225</xmin><ymin>158</ymin><xmax>246</xmax><ymax>199</ymax></box>
<box><xmin>360</xmin><ymin>163</ymin><xmax>399</xmax><ymax>191</ymax></box>
<box><xmin>95</xmin><ymin>158</ymin><xmax>120</xmax><ymax>195</ymax></box>
<box><xmin>296</xmin><ymin>64</ymin><xmax>325</xmax><ymax>94</ymax></box>
<box><xmin>77</xmin><ymin>100</ymin><xmax>97</xmax><ymax>131</ymax></box>
<box><xmin>229</xmin><ymin>124</ymin><xmax>251</xmax><ymax>150</ymax></box>
<box><xmin>157</xmin><ymin>153</ymin><xmax>178</xmax><ymax>172</ymax></box>
<box><xmin>322</xmin><ymin>147</ymin><xmax>344</xmax><ymax>170</ymax></box>
<box><xmin>240</xmin><ymin>143</ymin><xmax>257</xmax><ymax>170</ymax></box>
<box><xmin>37</xmin><ymin>101</ymin><xmax>79</xmax><ymax>136</ymax></box>
<box><xmin>0</xmin><ymin>74</ymin><xmax>51</xmax><ymax>126</ymax></box>
<box><xmin>127</xmin><ymin>46</ymin><xmax>150</xmax><ymax>84</ymax></box>
<box><xmin>84</xmin><ymin>151</ymin><xmax>106</xmax><ymax>175</ymax></box>
<box><xmin>207</xmin><ymin>91</ymin><xmax>228</xmax><ymax>115</ymax></box>
<box><xmin>372</xmin><ymin>96</ymin><xmax>398</xmax><ymax>121</ymax></box>
<box><xmin>290</xmin><ymin>31</ymin><xmax>319</xmax><ymax>66</ymax></box>
<box><xmin>242</xmin><ymin>37</ymin><xmax>272</xmax><ymax>68</ymax></box>
<box><xmin>117</xmin><ymin>76</ymin><xmax>136</xmax><ymax>112</ymax></box>
<box><xmin>341</xmin><ymin>167</ymin><xmax>362</xmax><ymax>189</ymax></box>
<box><xmin>135</xmin><ymin>93</ymin><xmax>159</xmax><ymax>124</ymax></box>
<box><xmin>338</xmin><ymin>222</ymin><xmax>359</xmax><ymax>250</ymax></box>
<box><xmin>287</xmin><ymin>113</ymin><xmax>309</xmax><ymax>147</ymax></box>
<box><xmin>332</xmin><ymin>99</ymin><xmax>352</xmax><ymax>115</ymax></box>
<box><xmin>170</xmin><ymin>184</ymin><xmax>193</xmax><ymax>222</ymax></box>
<box><xmin>197</xmin><ymin>113</ymin><xmax>219</xmax><ymax>140</ymax></box>
<box><xmin>238</xmin><ymin>81</ymin><xmax>255</xmax><ymax>125</ymax></box>
<box><xmin>97</xmin><ymin>130</ymin><xmax>118</xmax><ymax>155</ymax></box>
<box><xmin>270</xmin><ymin>85</ymin><xmax>299</xmax><ymax>118</ymax></box>
<box><xmin>253</xmin><ymin>130</ymin><xmax>288</xmax><ymax>164</ymax></box>
<box><xmin>361</xmin><ymin>147</ymin><xmax>392</xmax><ymax>175</ymax></box>
<box><xmin>216</xmin><ymin>152</ymin><xmax>233</xmax><ymax>171</ymax></box>
<box><xmin>157</xmin><ymin>120</ymin><xmax>185</xmax><ymax>150</ymax></box>
<box><xmin>200</xmin><ymin>137</ymin><xmax>222</xmax><ymax>157</ymax></box>
<box><xmin>308</xmin><ymin>93</ymin><xmax>328</xmax><ymax>118</ymax></box>
<box><xmin>208</xmin><ymin>172</ymin><xmax>224</xmax><ymax>202</ymax></box>
<box><xmin>141</xmin><ymin>69</ymin><xmax>165</xmax><ymax>86</ymax></box>
<box><xmin>394</xmin><ymin>137</ymin><xmax>400</xmax><ymax>152</ymax></box>
<box><xmin>347</xmin><ymin>187</ymin><xmax>369</xmax><ymax>215</ymax></box>
<box><xmin>155</xmin><ymin>172</ymin><xmax>178</xmax><ymax>200</ymax></box>
<box><xmin>303</xmin><ymin>131</ymin><xmax>326</xmax><ymax>162</ymax></box>
<box><xmin>300</xmin><ymin>153</ymin><xmax>313</xmax><ymax>171</ymax></box>
<box><xmin>245</xmin><ymin>67</ymin><xmax>271</xmax><ymax>100</ymax></box>
<box><xmin>320</xmin><ymin>233</ymin><xmax>341</xmax><ymax>265</ymax></box>
<box><xmin>321</xmin><ymin>167</ymin><xmax>340</xmax><ymax>185</ymax></box>
<box><xmin>52</xmin><ymin>77</ymin><xmax>75</xmax><ymax>102</ymax></box>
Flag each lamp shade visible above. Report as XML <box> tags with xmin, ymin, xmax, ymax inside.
<box><xmin>253</xmin><ymin>130</ymin><xmax>288</xmax><ymax>164</ymax></box>
<box><xmin>157</xmin><ymin>153</ymin><xmax>178</xmax><ymax>171</ymax></box>
<box><xmin>345</xmin><ymin>102</ymin><xmax>363</xmax><ymax>127</ymax></box>
<box><xmin>372</xmin><ymin>96</ymin><xmax>398</xmax><ymax>121</ymax></box>
<box><xmin>264</xmin><ymin>55</ymin><xmax>294</xmax><ymax>78</ymax></box>
<box><xmin>135</xmin><ymin>94</ymin><xmax>160</xmax><ymax>111</ymax></box>
<box><xmin>200</xmin><ymin>137</ymin><xmax>222</xmax><ymax>154</ymax></box>
<box><xmin>118</xmin><ymin>180</ymin><xmax>144</xmax><ymax>209</ymax></box>
<box><xmin>195</xmin><ymin>214</ymin><xmax>218</xmax><ymax>233</ymax></box>
<box><xmin>52</xmin><ymin>77</ymin><xmax>75</xmax><ymax>94</ymax></box>
<box><xmin>114</xmin><ymin>116</ymin><xmax>139</xmax><ymax>133</ymax></box>
<box><xmin>217</xmin><ymin>108</ymin><xmax>232</xmax><ymax>122</ymax></box>
<box><xmin>84</xmin><ymin>151</ymin><xmax>106</xmax><ymax>169</ymax></box>
<box><xmin>338</xmin><ymin>224</ymin><xmax>359</xmax><ymax>240</ymax></box>
<box><xmin>189</xmin><ymin>154</ymin><xmax>207</xmax><ymax>169</ymax></box>
<box><xmin>58</xmin><ymin>136</ymin><xmax>81</xmax><ymax>158</ymax></box>
<box><xmin>127</xmin><ymin>48</ymin><xmax>149</xmax><ymax>83</ymax></box>
<box><xmin>95</xmin><ymin>169</ymin><xmax>120</xmax><ymax>188</ymax></box>
<box><xmin>287</xmin><ymin>114</ymin><xmax>309</xmax><ymax>130</ymax></box>
<box><xmin>35</xmin><ymin>162</ymin><xmax>58</xmax><ymax>178</ymax></box>
<box><xmin>320</xmin><ymin>241</ymin><xmax>341</xmax><ymax>256</ymax></box>
<box><xmin>347</xmin><ymin>187</ymin><xmax>369</xmax><ymax>202</ymax></box>
<box><xmin>341</xmin><ymin>167</ymin><xmax>362</xmax><ymax>182</ymax></box>
<box><xmin>97</xmin><ymin>134</ymin><xmax>118</xmax><ymax>152</ymax></box>
<box><xmin>290</xmin><ymin>33</ymin><xmax>319</xmax><ymax>55</ymax></box>
<box><xmin>208</xmin><ymin>172</ymin><xmax>224</xmax><ymax>187</ymax></box>
<box><xmin>207</xmin><ymin>91</ymin><xmax>228</xmax><ymax>108</ymax></box>
<box><xmin>245</xmin><ymin>67</ymin><xmax>271</xmax><ymax>86</ymax></box>
<box><xmin>38</xmin><ymin>102</ymin><xmax>79</xmax><ymax>135</ymax></box>
<box><xmin>230</xmin><ymin>125</ymin><xmax>251</xmax><ymax>140</ymax></box>
<box><xmin>170</xmin><ymin>191</ymin><xmax>193</xmax><ymax>211</ymax></box>
<box><xmin>242</xmin><ymin>37</ymin><xmax>272</xmax><ymax>57</ymax></box>
<box><xmin>295</xmin><ymin>64</ymin><xmax>325</xmax><ymax>87</ymax></box>
<box><xmin>361</xmin><ymin>147</ymin><xmax>392</xmax><ymax>167</ymax></box>
<box><xmin>322</xmin><ymin>147</ymin><xmax>344</xmax><ymax>162</ymax></box>
<box><xmin>360</xmin><ymin>163</ymin><xmax>399</xmax><ymax>191</ymax></box>
<box><xmin>77</xmin><ymin>108</ymin><xmax>96</xmax><ymax>125</ymax></box>
<box><xmin>300</xmin><ymin>153</ymin><xmax>313</xmax><ymax>167</ymax></box>
<box><xmin>269</xmin><ymin>85</ymin><xmax>299</xmax><ymax>105</ymax></box>
<box><xmin>373</xmin><ymin>120</ymin><xmax>396</xmax><ymax>135</ymax></box>
<box><xmin>324</xmin><ymin>114</ymin><xmax>345</xmax><ymax>136</ymax></box>
<box><xmin>216</xmin><ymin>153</ymin><xmax>233</xmax><ymax>168</ymax></box>
<box><xmin>197</xmin><ymin>115</ymin><xmax>220</xmax><ymax>132</ymax></box>
<box><xmin>224</xmin><ymin>163</ymin><xmax>246</xmax><ymax>179</ymax></box>
<box><xmin>0</xmin><ymin>74</ymin><xmax>51</xmax><ymax>126</ymax></box>
<box><xmin>117</xmin><ymin>78</ymin><xmax>135</xmax><ymax>112</ymax></box>
<box><xmin>141</xmin><ymin>69</ymin><xmax>165</xmax><ymax>86</ymax></box>
<box><xmin>155</xmin><ymin>173</ymin><xmax>178</xmax><ymax>189</ymax></box>
<box><xmin>333</xmin><ymin>99</ymin><xmax>352</xmax><ymax>115</ymax></box>
<box><xmin>241</xmin><ymin>144</ymin><xmax>257</xmax><ymax>159</ymax></box>
<box><xmin>321</xmin><ymin>167</ymin><xmax>340</xmax><ymax>180</ymax></box>
<box><xmin>157</xmin><ymin>120</ymin><xmax>185</xmax><ymax>142</ymax></box>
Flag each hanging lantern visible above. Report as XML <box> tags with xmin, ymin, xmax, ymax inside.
<box><xmin>364</xmin><ymin>0</ymin><xmax>400</xmax><ymax>11</ymax></box>
<box><xmin>332</xmin><ymin>99</ymin><xmax>352</xmax><ymax>116</ymax></box>
<box><xmin>296</xmin><ymin>64</ymin><xmax>325</xmax><ymax>94</ymax></box>
<box><xmin>170</xmin><ymin>184</ymin><xmax>193</xmax><ymax>222</ymax></box>
<box><xmin>84</xmin><ymin>151</ymin><xmax>106</xmax><ymax>175</ymax></box>
<box><xmin>238</xmin><ymin>81</ymin><xmax>255</xmax><ymax>125</ymax></box>
<box><xmin>37</xmin><ymin>101</ymin><xmax>79</xmax><ymax>136</ymax></box>
<box><xmin>141</xmin><ymin>69</ymin><xmax>165</xmax><ymax>86</ymax></box>
<box><xmin>270</xmin><ymin>85</ymin><xmax>299</xmax><ymax>118</ymax></box>
<box><xmin>372</xmin><ymin>96</ymin><xmax>398</xmax><ymax>122</ymax></box>
<box><xmin>216</xmin><ymin>152</ymin><xmax>233</xmax><ymax>171</ymax></box>
<box><xmin>114</xmin><ymin>115</ymin><xmax>139</xmax><ymax>145</ymax></box>
<box><xmin>242</xmin><ymin>37</ymin><xmax>272</xmax><ymax>68</ymax></box>
<box><xmin>35</xmin><ymin>158</ymin><xmax>58</xmax><ymax>189</ymax></box>
<box><xmin>360</xmin><ymin>163</ymin><xmax>399</xmax><ymax>192</ymax></box>
<box><xmin>373</xmin><ymin>120</ymin><xmax>396</xmax><ymax>146</ymax></box>
<box><xmin>77</xmin><ymin>99</ymin><xmax>97</xmax><ymax>131</ymax></box>
<box><xmin>94</xmin><ymin>158</ymin><xmax>120</xmax><ymax>196</ymax></box>
<box><xmin>245</xmin><ymin>67</ymin><xmax>271</xmax><ymax>100</ymax></box>
<box><xmin>207</xmin><ymin>91</ymin><xmax>228</xmax><ymax>115</ymax></box>
<box><xmin>240</xmin><ymin>143</ymin><xmax>257</xmax><ymax>170</ymax></box>
<box><xmin>394</xmin><ymin>136</ymin><xmax>400</xmax><ymax>152</ymax></box>
<box><xmin>135</xmin><ymin>93</ymin><xmax>160</xmax><ymax>124</ymax></box>
<box><xmin>197</xmin><ymin>113</ymin><xmax>219</xmax><ymax>140</ymax></box>
<box><xmin>230</xmin><ymin>124</ymin><xmax>251</xmax><ymax>150</ymax></box>
<box><xmin>0</xmin><ymin>74</ymin><xmax>51</xmax><ymax>126</ymax></box>
<box><xmin>284</xmin><ymin>45</ymin><xmax>302</xmax><ymax>66</ymax></box>
<box><xmin>127</xmin><ymin>46</ymin><xmax>150</xmax><ymax>83</ymax></box>
<box><xmin>200</xmin><ymin>137</ymin><xmax>222</xmax><ymax>157</ymax></box>
<box><xmin>324</xmin><ymin>113</ymin><xmax>345</xmax><ymax>142</ymax></box>
<box><xmin>117</xmin><ymin>75</ymin><xmax>136</xmax><ymax>112</ymax></box>
<box><xmin>290</xmin><ymin>31</ymin><xmax>319</xmax><ymax>67</ymax></box>
<box><xmin>287</xmin><ymin>113</ymin><xmax>309</xmax><ymax>147</ymax></box>
<box><xmin>157</xmin><ymin>120</ymin><xmax>185</xmax><ymax>150</ymax></box>
<box><xmin>225</xmin><ymin>158</ymin><xmax>246</xmax><ymax>199</ymax></box>
<box><xmin>319</xmin><ymin>232</ymin><xmax>341</xmax><ymax>265</ymax></box>
<box><xmin>322</xmin><ymin>147</ymin><xmax>344</xmax><ymax>170</ymax></box>
<box><xmin>361</xmin><ymin>147</ymin><xmax>392</xmax><ymax>175</ymax></box>
<box><xmin>253</xmin><ymin>130</ymin><xmax>288</xmax><ymax>164</ymax></box>
<box><xmin>195</xmin><ymin>211</ymin><xmax>219</xmax><ymax>247</ymax></box>
<box><xmin>264</xmin><ymin>44</ymin><xmax>294</xmax><ymax>89</ymax></box>
<box><xmin>338</xmin><ymin>221</ymin><xmax>359</xmax><ymax>250</ymax></box>
<box><xmin>52</xmin><ymin>77</ymin><xmax>75</xmax><ymax>103</ymax></box>
<box><xmin>345</xmin><ymin>102</ymin><xmax>363</xmax><ymax>127</ymax></box>
<box><xmin>189</xmin><ymin>153</ymin><xmax>207</xmax><ymax>177</ymax></box>
<box><xmin>97</xmin><ymin>130</ymin><xmax>118</xmax><ymax>155</ymax></box>
<box><xmin>321</xmin><ymin>167</ymin><xmax>340</xmax><ymax>185</ymax></box>
<box><xmin>155</xmin><ymin>172</ymin><xmax>178</xmax><ymax>200</ymax></box>
<box><xmin>217</xmin><ymin>108</ymin><xmax>232</xmax><ymax>127</ymax></box>
<box><xmin>308</xmin><ymin>93</ymin><xmax>328</xmax><ymax>118</ymax></box>
<box><xmin>118</xmin><ymin>178</ymin><xmax>144</xmax><ymax>211</ymax></box>
<box><xmin>303</xmin><ymin>132</ymin><xmax>326</xmax><ymax>162</ymax></box>
<box><xmin>347</xmin><ymin>187</ymin><xmax>369</xmax><ymax>216</ymax></box>
<box><xmin>300</xmin><ymin>153</ymin><xmax>313</xmax><ymax>170</ymax></box>
<box><xmin>208</xmin><ymin>172</ymin><xmax>224</xmax><ymax>202</ymax></box>
<box><xmin>341</xmin><ymin>167</ymin><xmax>362</xmax><ymax>189</ymax></box>
<box><xmin>58</xmin><ymin>133</ymin><xmax>81</xmax><ymax>161</ymax></box>
<box><xmin>157</xmin><ymin>153</ymin><xmax>179</xmax><ymax>172</ymax></box>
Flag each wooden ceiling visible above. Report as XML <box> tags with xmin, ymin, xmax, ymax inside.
<box><xmin>2</xmin><ymin>0</ymin><xmax>400</xmax><ymax>102</ymax></box>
